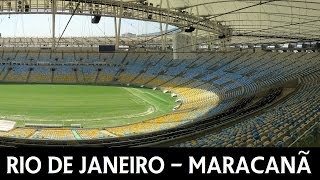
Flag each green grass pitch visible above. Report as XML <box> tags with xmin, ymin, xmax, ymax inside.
<box><xmin>0</xmin><ymin>84</ymin><xmax>177</xmax><ymax>128</ymax></box>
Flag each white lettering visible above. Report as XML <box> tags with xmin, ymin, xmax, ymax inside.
<box><xmin>297</xmin><ymin>157</ymin><xmax>311</xmax><ymax>174</ymax></box>
<box><xmin>148</xmin><ymin>156</ymin><xmax>164</xmax><ymax>174</ymax></box>
<box><xmin>235</xmin><ymin>157</ymin><xmax>249</xmax><ymax>174</ymax></box>
<box><xmin>189</xmin><ymin>156</ymin><xmax>205</xmax><ymax>174</ymax></box>
<box><xmin>266</xmin><ymin>157</ymin><xmax>279</xmax><ymax>174</ymax></box>
<box><xmin>207</xmin><ymin>157</ymin><xmax>221</xmax><ymax>174</ymax></box>
<box><xmin>251</xmin><ymin>156</ymin><xmax>264</xmax><ymax>174</ymax></box>
<box><xmin>223</xmin><ymin>157</ymin><xmax>234</xmax><ymax>173</ymax></box>
<box><xmin>87</xmin><ymin>157</ymin><xmax>102</xmax><ymax>174</ymax></box>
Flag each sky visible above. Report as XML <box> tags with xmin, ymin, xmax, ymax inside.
<box><xmin>0</xmin><ymin>14</ymin><xmax>173</xmax><ymax>37</ymax></box>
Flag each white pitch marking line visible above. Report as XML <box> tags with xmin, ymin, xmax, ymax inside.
<box><xmin>171</xmin><ymin>163</ymin><xmax>182</xmax><ymax>167</ymax></box>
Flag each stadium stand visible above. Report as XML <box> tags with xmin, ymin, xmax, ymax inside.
<box><xmin>0</xmin><ymin>50</ymin><xmax>319</xmax><ymax>147</ymax></box>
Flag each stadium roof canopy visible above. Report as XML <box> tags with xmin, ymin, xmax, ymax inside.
<box><xmin>1</xmin><ymin>0</ymin><xmax>320</xmax><ymax>47</ymax></box>
<box><xmin>141</xmin><ymin>0</ymin><xmax>320</xmax><ymax>44</ymax></box>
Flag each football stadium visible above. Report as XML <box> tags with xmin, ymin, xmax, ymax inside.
<box><xmin>0</xmin><ymin>0</ymin><xmax>319</xmax><ymax>147</ymax></box>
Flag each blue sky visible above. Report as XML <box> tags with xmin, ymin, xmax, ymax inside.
<box><xmin>0</xmin><ymin>14</ymin><xmax>171</xmax><ymax>37</ymax></box>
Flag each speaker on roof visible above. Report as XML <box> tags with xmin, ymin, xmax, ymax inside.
<box><xmin>91</xmin><ymin>15</ymin><xmax>101</xmax><ymax>24</ymax></box>
<box><xmin>275</xmin><ymin>44</ymin><xmax>282</xmax><ymax>49</ymax></box>
<box><xmin>25</xmin><ymin>4</ymin><xmax>30</xmax><ymax>12</ymax></box>
<box><xmin>185</xmin><ymin>26</ymin><xmax>195</xmax><ymax>33</ymax></box>
<box><xmin>218</xmin><ymin>34</ymin><xmax>226</xmax><ymax>39</ymax></box>
<box><xmin>302</xmin><ymin>43</ymin><xmax>310</xmax><ymax>48</ymax></box>
<box><xmin>288</xmin><ymin>43</ymin><xmax>296</xmax><ymax>49</ymax></box>
<box><xmin>261</xmin><ymin>44</ymin><xmax>268</xmax><ymax>50</ymax></box>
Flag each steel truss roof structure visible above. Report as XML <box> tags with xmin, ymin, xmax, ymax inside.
<box><xmin>0</xmin><ymin>0</ymin><xmax>319</xmax><ymax>48</ymax></box>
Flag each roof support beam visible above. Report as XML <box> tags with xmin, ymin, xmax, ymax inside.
<box><xmin>52</xmin><ymin>0</ymin><xmax>57</xmax><ymax>50</ymax></box>
<box><xmin>0</xmin><ymin>0</ymin><xmax>229</xmax><ymax>34</ymax></box>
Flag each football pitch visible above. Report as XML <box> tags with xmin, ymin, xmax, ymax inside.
<box><xmin>0</xmin><ymin>84</ymin><xmax>177</xmax><ymax>128</ymax></box>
